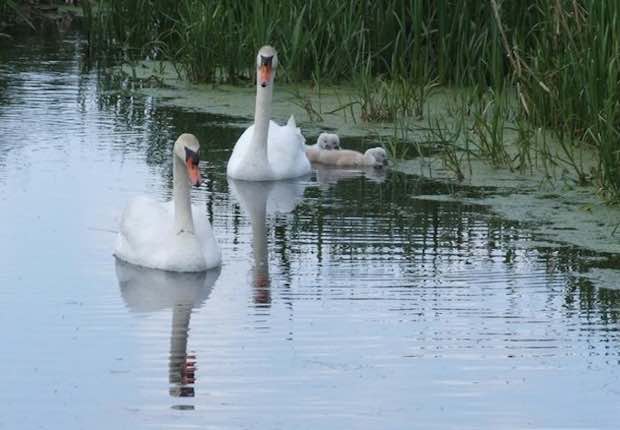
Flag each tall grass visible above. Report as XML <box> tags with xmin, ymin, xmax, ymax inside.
<box><xmin>518</xmin><ymin>1</ymin><xmax>620</xmax><ymax>199</ymax></box>
<box><xmin>86</xmin><ymin>0</ymin><xmax>620</xmax><ymax>201</ymax></box>
<box><xmin>86</xmin><ymin>0</ymin><xmax>511</xmax><ymax>84</ymax></box>
<box><xmin>0</xmin><ymin>0</ymin><xmax>46</xmax><ymax>31</ymax></box>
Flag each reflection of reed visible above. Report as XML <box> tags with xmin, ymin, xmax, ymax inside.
<box><xmin>116</xmin><ymin>260</ymin><xmax>220</xmax><ymax>401</ymax></box>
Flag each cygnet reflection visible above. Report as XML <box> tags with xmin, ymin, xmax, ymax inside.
<box><xmin>115</xmin><ymin>259</ymin><xmax>221</xmax><ymax>400</ymax></box>
<box><xmin>228</xmin><ymin>178</ymin><xmax>308</xmax><ymax>306</ymax></box>
<box><xmin>314</xmin><ymin>163</ymin><xmax>387</xmax><ymax>186</ymax></box>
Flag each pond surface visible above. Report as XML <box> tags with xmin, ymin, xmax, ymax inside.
<box><xmin>1</xmin><ymin>32</ymin><xmax>619</xmax><ymax>430</ymax></box>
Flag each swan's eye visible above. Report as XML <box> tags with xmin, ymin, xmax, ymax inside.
<box><xmin>259</xmin><ymin>55</ymin><xmax>273</xmax><ymax>68</ymax></box>
<box><xmin>185</xmin><ymin>147</ymin><xmax>200</xmax><ymax>166</ymax></box>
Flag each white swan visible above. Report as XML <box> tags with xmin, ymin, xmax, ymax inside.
<box><xmin>227</xmin><ymin>46</ymin><xmax>311</xmax><ymax>181</ymax></box>
<box><xmin>114</xmin><ymin>133</ymin><xmax>222</xmax><ymax>272</ymax></box>
<box><xmin>305</xmin><ymin>132</ymin><xmax>340</xmax><ymax>162</ymax></box>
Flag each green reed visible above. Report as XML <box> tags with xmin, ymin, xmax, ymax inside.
<box><xmin>0</xmin><ymin>0</ymin><xmax>35</xmax><ymax>31</ymax></box>
<box><xmin>84</xmin><ymin>0</ymin><xmax>620</xmax><ymax>201</ymax></box>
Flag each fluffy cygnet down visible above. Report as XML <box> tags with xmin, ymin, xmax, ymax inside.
<box><xmin>305</xmin><ymin>132</ymin><xmax>340</xmax><ymax>162</ymax></box>
<box><xmin>315</xmin><ymin>146</ymin><xmax>388</xmax><ymax>168</ymax></box>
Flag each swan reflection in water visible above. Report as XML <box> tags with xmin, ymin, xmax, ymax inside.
<box><xmin>115</xmin><ymin>259</ymin><xmax>221</xmax><ymax>400</ymax></box>
<box><xmin>228</xmin><ymin>178</ymin><xmax>309</xmax><ymax>306</ymax></box>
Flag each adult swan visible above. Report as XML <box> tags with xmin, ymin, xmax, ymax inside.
<box><xmin>227</xmin><ymin>46</ymin><xmax>311</xmax><ymax>181</ymax></box>
<box><xmin>114</xmin><ymin>134</ymin><xmax>222</xmax><ymax>272</ymax></box>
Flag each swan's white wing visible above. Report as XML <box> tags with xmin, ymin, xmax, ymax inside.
<box><xmin>114</xmin><ymin>196</ymin><xmax>174</xmax><ymax>268</ymax></box>
<box><xmin>227</xmin><ymin>117</ymin><xmax>310</xmax><ymax>181</ymax></box>
<box><xmin>115</xmin><ymin>197</ymin><xmax>220</xmax><ymax>272</ymax></box>
<box><xmin>192</xmin><ymin>205</ymin><xmax>222</xmax><ymax>270</ymax></box>
<box><xmin>226</xmin><ymin>124</ymin><xmax>254</xmax><ymax>178</ymax></box>
<box><xmin>267</xmin><ymin>118</ymin><xmax>311</xmax><ymax>179</ymax></box>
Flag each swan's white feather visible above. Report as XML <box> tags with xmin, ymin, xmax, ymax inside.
<box><xmin>114</xmin><ymin>196</ymin><xmax>221</xmax><ymax>272</ymax></box>
<box><xmin>227</xmin><ymin>116</ymin><xmax>311</xmax><ymax>181</ymax></box>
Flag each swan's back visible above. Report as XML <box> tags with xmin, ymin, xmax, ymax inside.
<box><xmin>115</xmin><ymin>196</ymin><xmax>172</xmax><ymax>267</ymax></box>
<box><xmin>193</xmin><ymin>205</ymin><xmax>221</xmax><ymax>269</ymax></box>
<box><xmin>227</xmin><ymin>117</ymin><xmax>311</xmax><ymax>181</ymax></box>
<box><xmin>267</xmin><ymin>117</ymin><xmax>310</xmax><ymax>179</ymax></box>
<box><xmin>227</xmin><ymin>125</ymin><xmax>265</xmax><ymax>179</ymax></box>
<box><xmin>115</xmin><ymin>197</ymin><xmax>221</xmax><ymax>272</ymax></box>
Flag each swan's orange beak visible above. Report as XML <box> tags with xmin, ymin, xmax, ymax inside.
<box><xmin>186</xmin><ymin>159</ymin><xmax>201</xmax><ymax>187</ymax></box>
<box><xmin>259</xmin><ymin>64</ymin><xmax>272</xmax><ymax>88</ymax></box>
<box><xmin>185</xmin><ymin>147</ymin><xmax>201</xmax><ymax>186</ymax></box>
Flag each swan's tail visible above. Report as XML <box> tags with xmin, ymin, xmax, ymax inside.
<box><xmin>287</xmin><ymin>115</ymin><xmax>297</xmax><ymax>128</ymax></box>
<box><xmin>286</xmin><ymin>114</ymin><xmax>305</xmax><ymax>145</ymax></box>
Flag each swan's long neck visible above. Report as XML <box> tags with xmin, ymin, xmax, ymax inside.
<box><xmin>250</xmin><ymin>84</ymin><xmax>273</xmax><ymax>163</ymax></box>
<box><xmin>173</xmin><ymin>155</ymin><xmax>194</xmax><ymax>234</ymax></box>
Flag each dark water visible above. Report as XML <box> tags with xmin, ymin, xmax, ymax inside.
<box><xmin>1</xmin><ymin>33</ymin><xmax>619</xmax><ymax>430</ymax></box>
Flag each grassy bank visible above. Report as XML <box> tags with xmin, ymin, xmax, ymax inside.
<box><xmin>84</xmin><ymin>1</ymin><xmax>620</xmax><ymax>201</ymax></box>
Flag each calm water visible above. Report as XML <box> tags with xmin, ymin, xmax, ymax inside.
<box><xmin>1</xmin><ymin>32</ymin><xmax>619</xmax><ymax>430</ymax></box>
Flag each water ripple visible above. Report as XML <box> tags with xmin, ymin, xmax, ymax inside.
<box><xmin>0</xmin><ymin>32</ymin><xmax>619</xmax><ymax>430</ymax></box>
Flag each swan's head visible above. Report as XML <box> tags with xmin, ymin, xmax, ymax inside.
<box><xmin>174</xmin><ymin>133</ymin><xmax>202</xmax><ymax>187</ymax></box>
<box><xmin>365</xmin><ymin>147</ymin><xmax>388</xmax><ymax>168</ymax></box>
<box><xmin>256</xmin><ymin>45</ymin><xmax>278</xmax><ymax>88</ymax></box>
<box><xmin>317</xmin><ymin>132</ymin><xmax>341</xmax><ymax>150</ymax></box>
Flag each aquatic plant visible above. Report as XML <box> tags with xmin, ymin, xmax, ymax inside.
<box><xmin>0</xmin><ymin>0</ymin><xmax>34</xmax><ymax>31</ymax></box>
<box><xmin>513</xmin><ymin>118</ymin><xmax>535</xmax><ymax>175</ymax></box>
<box><xmin>469</xmin><ymin>98</ymin><xmax>511</xmax><ymax>168</ymax></box>
<box><xmin>425</xmin><ymin>115</ymin><xmax>470</xmax><ymax>182</ymax></box>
